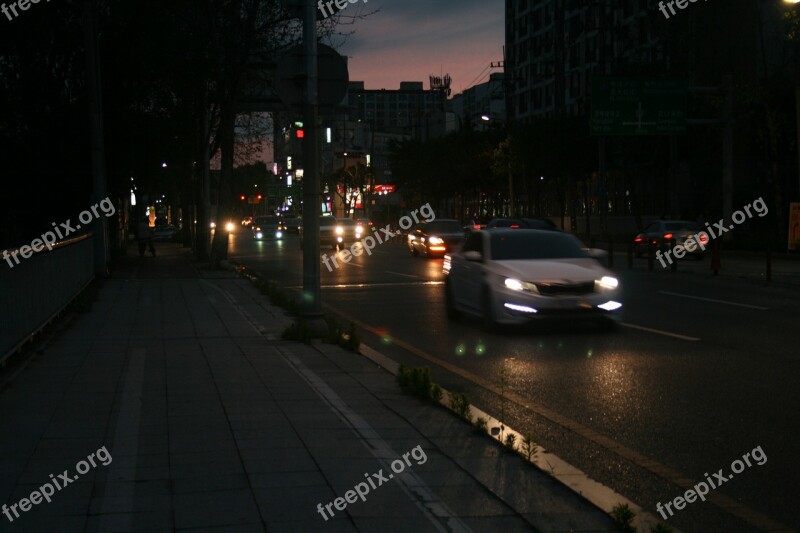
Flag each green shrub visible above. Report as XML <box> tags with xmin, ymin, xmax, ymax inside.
<box><xmin>503</xmin><ymin>433</ymin><xmax>517</xmax><ymax>452</ymax></box>
<box><xmin>473</xmin><ymin>416</ymin><xmax>488</xmax><ymax>434</ymax></box>
<box><xmin>610</xmin><ymin>503</ymin><xmax>636</xmax><ymax>532</ymax></box>
<box><xmin>449</xmin><ymin>392</ymin><xmax>471</xmax><ymax>421</ymax></box>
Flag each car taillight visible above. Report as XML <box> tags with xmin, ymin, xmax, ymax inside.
<box><xmin>510</xmin><ymin>225</ymin><xmax>520</xmax><ymax>229</ymax></box>
<box><xmin>698</xmin><ymin>233</ymin><xmax>709</xmax><ymax>244</ymax></box>
<box><xmin>663</xmin><ymin>233</ymin><xmax>673</xmax><ymax>240</ymax></box>
<box><xmin>634</xmin><ymin>236</ymin><xmax>643</xmax><ymax>242</ymax></box>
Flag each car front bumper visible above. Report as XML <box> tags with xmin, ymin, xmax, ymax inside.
<box><xmin>493</xmin><ymin>286</ymin><xmax>623</xmax><ymax>325</ymax></box>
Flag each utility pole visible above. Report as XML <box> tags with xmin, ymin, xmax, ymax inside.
<box><xmin>82</xmin><ymin>0</ymin><xmax>109</xmax><ymax>275</ymax></box>
<box><xmin>301</xmin><ymin>0</ymin><xmax>326</xmax><ymax>335</ymax></box>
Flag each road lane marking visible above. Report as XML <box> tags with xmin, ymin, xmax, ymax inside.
<box><xmin>385</xmin><ymin>271</ymin><xmax>419</xmax><ymax>279</ymax></box>
<box><xmin>279</xmin><ymin>348</ymin><xmax>472</xmax><ymax>533</ymax></box>
<box><xmin>659</xmin><ymin>291</ymin><xmax>770</xmax><ymax>310</ymax></box>
<box><xmin>321</xmin><ymin>303</ymin><xmax>790</xmax><ymax>532</ymax></box>
<box><xmin>620</xmin><ymin>322</ymin><xmax>700</xmax><ymax>341</ymax></box>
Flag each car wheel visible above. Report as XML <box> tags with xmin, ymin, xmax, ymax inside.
<box><xmin>482</xmin><ymin>287</ymin><xmax>497</xmax><ymax>332</ymax></box>
<box><xmin>445</xmin><ymin>280</ymin><xmax>460</xmax><ymax>320</ymax></box>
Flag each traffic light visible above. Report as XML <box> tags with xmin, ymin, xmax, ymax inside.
<box><xmin>295</xmin><ymin>129</ymin><xmax>304</xmax><ymax>139</ymax></box>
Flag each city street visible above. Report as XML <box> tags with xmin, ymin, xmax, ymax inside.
<box><xmin>229</xmin><ymin>229</ymin><xmax>800</xmax><ymax>532</ymax></box>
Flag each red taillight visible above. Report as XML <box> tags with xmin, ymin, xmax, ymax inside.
<box><xmin>698</xmin><ymin>233</ymin><xmax>709</xmax><ymax>244</ymax></box>
<box><xmin>663</xmin><ymin>233</ymin><xmax>673</xmax><ymax>240</ymax></box>
<box><xmin>634</xmin><ymin>236</ymin><xmax>643</xmax><ymax>242</ymax></box>
<box><xmin>473</xmin><ymin>225</ymin><xmax>480</xmax><ymax>230</ymax></box>
<box><xmin>510</xmin><ymin>224</ymin><xmax>520</xmax><ymax>229</ymax></box>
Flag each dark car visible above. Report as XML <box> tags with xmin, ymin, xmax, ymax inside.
<box><xmin>281</xmin><ymin>216</ymin><xmax>301</xmax><ymax>234</ymax></box>
<box><xmin>486</xmin><ymin>218</ymin><xmax>527</xmax><ymax>229</ymax></box>
<box><xmin>521</xmin><ymin>217</ymin><xmax>559</xmax><ymax>230</ymax></box>
<box><xmin>152</xmin><ymin>224</ymin><xmax>179</xmax><ymax>241</ymax></box>
<box><xmin>633</xmin><ymin>220</ymin><xmax>708</xmax><ymax>259</ymax></box>
<box><xmin>252</xmin><ymin>216</ymin><xmax>284</xmax><ymax>240</ymax></box>
<box><xmin>407</xmin><ymin>219</ymin><xmax>465</xmax><ymax>257</ymax></box>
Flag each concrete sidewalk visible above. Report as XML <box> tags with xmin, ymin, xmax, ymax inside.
<box><xmin>0</xmin><ymin>243</ymin><xmax>618</xmax><ymax>532</ymax></box>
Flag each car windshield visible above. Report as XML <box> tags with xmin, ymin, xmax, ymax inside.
<box><xmin>489</xmin><ymin>231</ymin><xmax>589</xmax><ymax>260</ymax></box>
<box><xmin>423</xmin><ymin>221</ymin><xmax>462</xmax><ymax>233</ymax></box>
<box><xmin>664</xmin><ymin>222</ymin><xmax>702</xmax><ymax>231</ymax></box>
<box><xmin>338</xmin><ymin>219</ymin><xmax>356</xmax><ymax>226</ymax></box>
<box><xmin>254</xmin><ymin>217</ymin><xmax>278</xmax><ymax>226</ymax></box>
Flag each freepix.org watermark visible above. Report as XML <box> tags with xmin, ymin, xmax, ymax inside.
<box><xmin>321</xmin><ymin>203</ymin><xmax>435</xmax><ymax>272</ymax></box>
<box><xmin>316</xmin><ymin>445</ymin><xmax>428</xmax><ymax>521</ymax></box>
<box><xmin>317</xmin><ymin>0</ymin><xmax>366</xmax><ymax>19</ymax></box>
<box><xmin>656</xmin><ymin>445</ymin><xmax>767</xmax><ymax>520</ymax></box>
<box><xmin>2</xmin><ymin>197</ymin><xmax>116</xmax><ymax>269</ymax></box>
<box><xmin>2</xmin><ymin>446</ymin><xmax>112</xmax><ymax>523</ymax></box>
<box><xmin>1</xmin><ymin>0</ymin><xmax>51</xmax><ymax>23</ymax></box>
<box><xmin>657</xmin><ymin>0</ymin><xmax>708</xmax><ymax>20</ymax></box>
<box><xmin>656</xmin><ymin>197</ymin><xmax>768</xmax><ymax>269</ymax></box>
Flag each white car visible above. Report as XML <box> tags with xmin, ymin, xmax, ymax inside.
<box><xmin>443</xmin><ymin>229</ymin><xmax>623</xmax><ymax>330</ymax></box>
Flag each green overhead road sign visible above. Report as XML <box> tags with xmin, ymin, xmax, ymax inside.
<box><xmin>591</xmin><ymin>78</ymin><xmax>686</xmax><ymax>136</ymax></box>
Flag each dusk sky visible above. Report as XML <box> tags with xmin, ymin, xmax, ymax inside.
<box><xmin>325</xmin><ymin>0</ymin><xmax>505</xmax><ymax>95</ymax></box>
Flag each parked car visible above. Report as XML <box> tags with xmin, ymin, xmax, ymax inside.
<box><xmin>299</xmin><ymin>216</ymin><xmax>341</xmax><ymax>249</ymax></box>
<box><xmin>632</xmin><ymin>220</ymin><xmax>708</xmax><ymax>259</ymax></box>
<box><xmin>407</xmin><ymin>219</ymin><xmax>466</xmax><ymax>257</ymax></box>
<box><xmin>152</xmin><ymin>224</ymin><xmax>179</xmax><ymax>241</ymax></box>
<box><xmin>443</xmin><ymin>229</ymin><xmax>622</xmax><ymax>330</ymax></box>
<box><xmin>521</xmin><ymin>217</ymin><xmax>559</xmax><ymax>230</ymax></box>
<box><xmin>252</xmin><ymin>216</ymin><xmax>284</xmax><ymax>240</ymax></box>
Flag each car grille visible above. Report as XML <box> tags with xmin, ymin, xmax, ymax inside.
<box><xmin>534</xmin><ymin>281</ymin><xmax>595</xmax><ymax>296</ymax></box>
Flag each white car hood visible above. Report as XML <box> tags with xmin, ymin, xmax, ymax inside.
<box><xmin>491</xmin><ymin>258</ymin><xmax>609</xmax><ymax>283</ymax></box>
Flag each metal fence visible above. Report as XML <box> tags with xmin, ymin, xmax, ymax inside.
<box><xmin>0</xmin><ymin>234</ymin><xmax>94</xmax><ymax>363</ymax></box>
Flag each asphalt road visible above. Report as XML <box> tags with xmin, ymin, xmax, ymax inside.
<box><xmin>229</xmin><ymin>228</ymin><xmax>800</xmax><ymax>533</ymax></box>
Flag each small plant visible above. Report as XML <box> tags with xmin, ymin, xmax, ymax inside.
<box><xmin>610</xmin><ymin>503</ymin><xmax>636</xmax><ymax>532</ymax></box>
<box><xmin>324</xmin><ymin>317</ymin><xmax>360</xmax><ymax>352</ymax></box>
<box><xmin>473</xmin><ymin>416</ymin><xmax>488</xmax><ymax>434</ymax></box>
<box><xmin>397</xmin><ymin>365</ymin><xmax>440</xmax><ymax>403</ymax></box>
<box><xmin>503</xmin><ymin>433</ymin><xmax>517</xmax><ymax>452</ymax></box>
<box><xmin>449</xmin><ymin>392</ymin><xmax>471</xmax><ymax>421</ymax></box>
<box><xmin>430</xmin><ymin>383</ymin><xmax>443</xmax><ymax>403</ymax></box>
<box><xmin>281</xmin><ymin>319</ymin><xmax>311</xmax><ymax>342</ymax></box>
<box><xmin>650</xmin><ymin>524</ymin><xmax>674</xmax><ymax>533</ymax></box>
<box><xmin>521</xmin><ymin>434</ymin><xmax>538</xmax><ymax>462</ymax></box>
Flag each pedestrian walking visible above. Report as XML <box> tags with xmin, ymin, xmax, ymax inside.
<box><xmin>136</xmin><ymin>216</ymin><xmax>156</xmax><ymax>257</ymax></box>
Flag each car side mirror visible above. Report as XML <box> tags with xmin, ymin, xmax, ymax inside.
<box><xmin>463</xmin><ymin>251</ymin><xmax>483</xmax><ymax>262</ymax></box>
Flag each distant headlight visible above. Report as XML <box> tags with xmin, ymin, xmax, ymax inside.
<box><xmin>255</xmin><ymin>226</ymin><xmax>261</xmax><ymax>231</ymax></box>
<box><xmin>275</xmin><ymin>231</ymin><xmax>283</xmax><ymax>239</ymax></box>
<box><xmin>255</xmin><ymin>232</ymin><xmax>263</xmax><ymax>239</ymax></box>
<box><xmin>335</xmin><ymin>226</ymin><xmax>343</xmax><ymax>235</ymax></box>
<box><xmin>225</xmin><ymin>222</ymin><xmax>235</xmax><ymax>232</ymax></box>
<box><xmin>596</xmin><ymin>276</ymin><xmax>619</xmax><ymax>290</ymax></box>
<box><xmin>504</xmin><ymin>278</ymin><xmax>538</xmax><ymax>292</ymax></box>
<box><xmin>428</xmin><ymin>236</ymin><xmax>444</xmax><ymax>245</ymax></box>
<box><xmin>210</xmin><ymin>221</ymin><xmax>216</xmax><ymax>229</ymax></box>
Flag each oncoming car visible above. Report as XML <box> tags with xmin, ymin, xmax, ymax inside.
<box><xmin>252</xmin><ymin>216</ymin><xmax>284</xmax><ymax>240</ymax></box>
<box><xmin>407</xmin><ymin>219</ymin><xmax>465</xmax><ymax>257</ymax></box>
<box><xmin>443</xmin><ymin>229</ymin><xmax>622</xmax><ymax>330</ymax></box>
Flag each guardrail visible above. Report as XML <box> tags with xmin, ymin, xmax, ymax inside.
<box><xmin>0</xmin><ymin>234</ymin><xmax>95</xmax><ymax>364</ymax></box>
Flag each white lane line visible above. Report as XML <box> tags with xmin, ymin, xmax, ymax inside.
<box><xmin>316</xmin><ymin>281</ymin><xmax>444</xmax><ymax>289</ymax></box>
<box><xmin>385</xmin><ymin>271</ymin><xmax>419</xmax><ymax>279</ymax></box>
<box><xmin>659</xmin><ymin>291</ymin><xmax>770</xmax><ymax>310</ymax></box>
<box><xmin>280</xmin><ymin>348</ymin><xmax>471</xmax><ymax>533</ymax></box>
<box><xmin>621</xmin><ymin>322</ymin><xmax>700</xmax><ymax>341</ymax></box>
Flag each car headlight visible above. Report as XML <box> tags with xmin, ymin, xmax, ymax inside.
<box><xmin>428</xmin><ymin>236</ymin><xmax>444</xmax><ymax>245</ymax></box>
<box><xmin>335</xmin><ymin>226</ymin><xmax>343</xmax><ymax>235</ymax></box>
<box><xmin>225</xmin><ymin>222</ymin><xmax>235</xmax><ymax>232</ymax></box>
<box><xmin>275</xmin><ymin>231</ymin><xmax>283</xmax><ymax>238</ymax></box>
<box><xmin>596</xmin><ymin>276</ymin><xmax>619</xmax><ymax>290</ymax></box>
<box><xmin>255</xmin><ymin>226</ymin><xmax>261</xmax><ymax>231</ymax></box>
<box><xmin>504</xmin><ymin>278</ymin><xmax>539</xmax><ymax>292</ymax></box>
<box><xmin>210</xmin><ymin>221</ymin><xmax>216</xmax><ymax>228</ymax></box>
